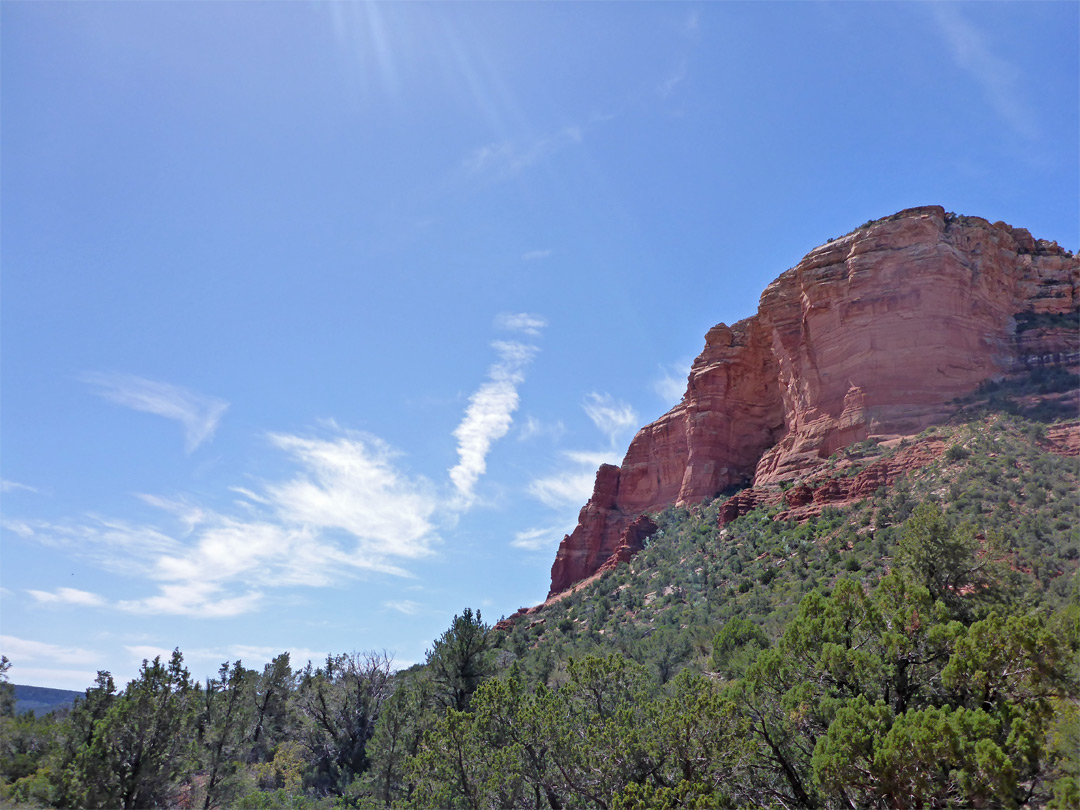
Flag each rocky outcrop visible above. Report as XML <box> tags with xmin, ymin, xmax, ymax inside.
<box><xmin>547</xmin><ymin>207</ymin><xmax>1079</xmax><ymax>598</ymax></box>
<box><xmin>719</xmin><ymin>437</ymin><xmax>947</xmax><ymax>526</ymax></box>
<box><xmin>1042</xmin><ymin>422</ymin><xmax>1080</xmax><ymax>457</ymax></box>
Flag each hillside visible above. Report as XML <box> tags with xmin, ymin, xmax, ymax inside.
<box><xmin>495</xmin><ymin>407</ymin><xmax>1078</xmax><ymax>679</ymax></box>
<box><xmin>12</xmin><ymin>685</ymin><xmax>80</xmax><ymax>717</ymax></box>
<box><xmin>545</xmin><ymin>206</ymin><xmax>1078</xmax><ymax>599</ymax></box>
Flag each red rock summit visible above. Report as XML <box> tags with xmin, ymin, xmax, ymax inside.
<box><xmin>548</xmin><ymin>207</ymin><xmax>1079</xmax><ymax>597</ymax></box>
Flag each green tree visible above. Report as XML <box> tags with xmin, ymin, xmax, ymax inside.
<box><xmin>710</xmin><ymin>617</ymin><xmax>769</xmax><ymax>680</ymax></box>
<box><xmin>197</xmin><ymin>660</ymin><xmax>257</xmax><ymax>809</ymax></box>
<box><xmin>410</xmin><ymin>654</ymin><xmax>753</xmax><ymax>810</ymax></box>
<box><xmin>292</xmin><ymin>650</ymin><xmax>393</xmax><ymax>796</ymax></box>
<box><xmin>895</xmin><ymin>502</ymin><xmax>1010</xmax><ymax>621</ymax></box>
<box><xmin>63</xmin><ymin>650</ymin><xmax>196</xmax><ymax>810</ymax></box>
<box><xmin>426</xmin><ymin>608</ymin><xmax>493</xmax><ymax>712</ymax></box>
<box><xmin>363</xmin><ymin>672</ymin><xmax>436</xmax><ymax>807</ymax></box>
<box><xmin>246</xmin><ymin>652</ymin><xmax>293</xmax><ymax>765</ymax></box>
<box><xmin>0</xmin><ymin>655</ymin><xmax>14</xmax><ymax>718</ymax></box>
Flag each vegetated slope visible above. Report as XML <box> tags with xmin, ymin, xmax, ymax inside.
<box><xmin>495</xmin><ymin>404</ymin><xmax>1079</xmax><ymax>687</ymax></box>
<box><xmin>12</xmin><ymin>685</ymin><xmax>80</xmax><ymax>717</ymax></box>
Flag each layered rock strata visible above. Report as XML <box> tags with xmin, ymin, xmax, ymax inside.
<box><xmin>548</xmin><ymin>206</ymin><xmax>1079</xmax><ymax>597</ymax></box>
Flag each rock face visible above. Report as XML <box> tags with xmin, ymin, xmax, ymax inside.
<box><xmin>719</xmin><ymin>436</ymin><xmax>949</xmax><ymax>526</ymax></box>
<box><xmin>548</xmin><ymin>207</ymin><xmax>1079</xmax><ymax>598</ymax></box>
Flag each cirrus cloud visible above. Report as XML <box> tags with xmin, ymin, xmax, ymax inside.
<box><xmin>81</xmin><ymin>372</ymin><xmax>229</xmax><ymax>453</ymax></box>
<box><xmin>449</xmin><ymin>341</ymin><xmax>538</xmax><ymax>504</ymax></box>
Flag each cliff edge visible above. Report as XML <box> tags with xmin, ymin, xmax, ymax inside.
<box><xmin>548</xmin><ymin>206</ymin><xmax>1079</xmax><ymax>597</ymax></box>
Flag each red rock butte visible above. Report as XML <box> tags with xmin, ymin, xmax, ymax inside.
<box><xmin>548</xmin><ymin>206</ymin><xmax>1079</xmax><ymax>598</ymax></box>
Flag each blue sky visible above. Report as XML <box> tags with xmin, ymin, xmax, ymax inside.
<box><xmin>2</xmin><ymin>2</ymin><xmax>1077</xmax><ymax>691</ymax></box>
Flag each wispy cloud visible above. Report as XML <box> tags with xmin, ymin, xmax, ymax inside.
<box><xmin>522</xmin><ymin>249</ymin><xmax>553</xmax><ymax>262</ymax></box>
<box><xmin>464</xmin><ymin>125</ymin><xmax>583</xmax><ymax>181</ymax></box>
<box><xmin>225</xmin><ymin>645</ymin><xmax>327</xmax><ymax>668</ymax></box>
<box><xmin>511</xmin><ymin>523</ymin><xmax>574</xmax><ymax>551</ymax></box>
<box><xmin>653</xmin><ymin>363</ymin><xmax>688</xmax><ymax>405</ymax></box>
<box><xmin>28</xmin><ymin>587</ymin><xmax>107</xmax><ymax>607</ymax></box>
<box><xmin>517</xmin><ymin>415</ymin><xmax>565</xmax><ymax>442</ymax></box>
<box><xmin>521</xmin><ymin>394</ymin><xmax>636</xmax><ymax>533</ymax></box>
<box><xmin>583</xmin><ymin>393</ymin><xmax>639</xmax><ymax>445</ymax></box>
<box><xmin>117</xmin><ymin>582</ymin><xmax>264</xmax><ymax>619</ymax></box>
<box><xmin>929</xmin><ymin>5</ymin><xmax>1038</xmax><ymax>141</ymax></box>
<box><xmin>494</xmin><ymin>312</ymin><xmax>547</xmax><ymax>337</ymax></box>
<box><xmin>7</xmin><ymin>667</ymin><xmax>100</xmax><ymax>690</ymax></box>
<box><xmin>659</xmin><ymin>58</ymin><xmax>688</xmax><ymax>98</ymax></box>
<box><xmin>528</xmin><ymin>468</ymin><xmax>599</xmax><ymax>510</ymax></box>
<box><xmin>81</xmin><ymin>372</ymin><xmax>229</xmax><ymax>453</ymax></box>
<box><xmin>527</xmin><ymin>448</ymin><xmax>622</xmax><ymax>510</ymax></box>
<box><xmin>11</xmin><ymin>425</ymin><xmax>441</xmax><ymax>619</ymax></box>
<box><xmin>1</xmin><ymin>519</ymin><xmax>35</xmax><ymax>538</ymax></box>
<box><xmin>125</xmin><ymin>644</ymin><xmax>175</xmax><ymax>664</ymax></box>
<box><xmin>0</xmin><ymin>635</ymin><xmax>100</xmax><ymax>666</ymax></box>
<box><xmin>681</xmin><ymin>10</ymin><xmax>699</xmax><ymax>35</ymax></box>
<box><xmin>15</xmin><ymin>324</ymin><xmax>546</xmax><ymax>616</ymax></box>
<box><xmin>449</xmin><ymin>341</ymin><xmax>538</xmax><ymax>504</ymax></box>
<box><xmin>125</xmin><ymin>643</ymin><xmax>327</xmax><ymax>671</ymax></box>
<box><xmin>135</xmin><ymin>494</ymin><xmax>208</xmax><ymax>533</ymax></box>
<box><xmin>1</xmin><ymin>479</ymin><xmax>37</xmax><ymax>494</ymax></box>
<box><xmin>268</xmin><ymin>430</ymin><xmax>438</xmax><ymax>561</ymax></box>
<box><xmin>383</xmin><ymin>599</ymin><xmax>423</xmax><ymax>615</ymax></box>
<box><xmin>19</xmin><ymin>517</ymin><xmax>183</xmax><ymax>577</ymax></box>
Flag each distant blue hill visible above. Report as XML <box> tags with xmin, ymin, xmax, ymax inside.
<box><xmin>13</xmin><ymin>683</ymin><xmax>82</xmax><ymax>716</ymax></box>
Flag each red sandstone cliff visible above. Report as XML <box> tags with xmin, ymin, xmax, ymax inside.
<box><xmin>548</xmin><ymin>207</ymin><xmax>1079</xmax><ymax>597</ymax></box>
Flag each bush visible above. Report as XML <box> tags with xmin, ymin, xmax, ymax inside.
<box><xmin>945</xmin><ymin>444</ymin><xmax>970</xmax><ymax>462</ymax></box>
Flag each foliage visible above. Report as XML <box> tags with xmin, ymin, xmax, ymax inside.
<box><xmin>61</xmin><ymin>651</ymin><xmax>195</xmax><ymax>810</ymax></box>
<box><xmin>426</xmin><ymin>608</ymin><xmax>494</xmax><ymax>713</ymax></box>
<box><xmin>2</xmin><ymin>412</ymin><xmax>1077</xmax><ymax>809</ymax></box>
<box><xmin>292</xmin><ymin>651</ymin><xmax>393</xmax><ymax>796</ymax></box>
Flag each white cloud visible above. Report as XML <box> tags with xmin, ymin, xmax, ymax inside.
<box><xmin>383</xmin><ymin>599</ymin><xmax>423</xmax><ymax>615</ymax></box>
<box><xmin>517</xmin><ymin>416</ymin><xmax>565</xmax><ymax>442</ymax></box>
<box><xmin>1</xmin><ymin>519</ymin><xmax>35</xmax><ymax>538</ymax></box>
<box><xmin>449</xmin><ymin>341</ymin><xmax>538</xmax><ymax>503</ymax></box>
<box><xmin>28</xmin><ymin>587</ymin><xmax>107</xmax><ymax>607</ymax></box>
<box><xmin>563</xmin><ymin>450</ymin><xmax>619</xmax><ymax>468</ymax></box>
<box><xmin>225</xmin><ymin>645</ymin><xmax>327</xmax><ymax>668</ymax></box>
<box><xmin>6</xmin><ymin>667</ymin><xmax>99</xmax><ymax>690</ymax></box>
<box><xmin>125</xmin><ymin>644</ymin><xmax>175</xmax><ymax>663</ymax></box>
<box><xmin>527</xmin><ymin>444</ymin><xmax>624</xmax><ymax>511</ymax></box>
<box><xmin>929</xmin><ymin>5</ymin><xmax>1038</xmax><ymax>141</ymax></box>
<box><xmin>14</xmin><ymin>517</ymin><xmax>182</xmax><ymax>578</ymax></box>
<box><xmin>494</xmin><ymin>312</ymin><xmax>547</xmax><ymax>337</ymax></box>
<box><xmin>660</xmin><ymin>58</ymin><xmax>688</xmax><ymax>97</ymax></box>
<box><xmin>136</xmin><ymin>494</ymin><xmax>209</xmax><ymax>533</ymax></box>
<box><xmin>583</xmin><ymin>393</ymin><xmax>639</xmax><ymax>446</ymax></box>
<box><xmin>522</xmin><ymin>249</ymin><xmax>552</xmax><ymax>261</ymax></box>
<box><xmin>117</xmin><ymin>582</ymin><xmax>264</xmax><ymax>619</ymax></box>
<box><xmin>124</xmin><ymin>643</ymin><xmax>326</xmax><ymax>672</ymax></box>
<box><xmin>1</xmin><ymin>479</ymin><xmax>37</xmax><ymax>494</ymax></box>
<box><xmin>268</xmin><ymin>431</ymin><xmax>438</xmax><ymax>561</ymax></box>
<box><xmin>464</xmin><ymin>126</ymin><xmax>584</xmax><ymax>181</ymax></box>
<box><xmin>653</xmin><ymin>364</ymin><xmax>687</xmax><ymax>405</ymax></box>
<box><xmin>15</xmin><ymin>331</ymin><xmax>547</xmax><ymax>617</ymax></box>
<box><xmin>520</xmin><ymin>394</ymin><xmax>634</xmax><ymax>518</ymax></box>
<box><xmin>12</xmin><ymin>425</ymin><xmax>439</xmax><ymax>619</ymax></box>
<box><xmin>228</xmin><ymin>486</ymin><xmax>271</xmax><ymax>506</ymax></box>
<box><xmin>511</xmin><ymin>523</ymin><xmax>573</xmax><ymax>551</ymax></box>
<box><xmin>81</xmin><ymin>372</ymin><xmax>229</xmax><ymax>453</ymax></box>
<box><xmin>528</xmin><ymin>468</ymin><xmax>599</xmax><ymax>510</ymax></box>
<box><xmin>0</xmin><ymin>635</ymin><xmax>100</xmax><ymax>666</ymax></box>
